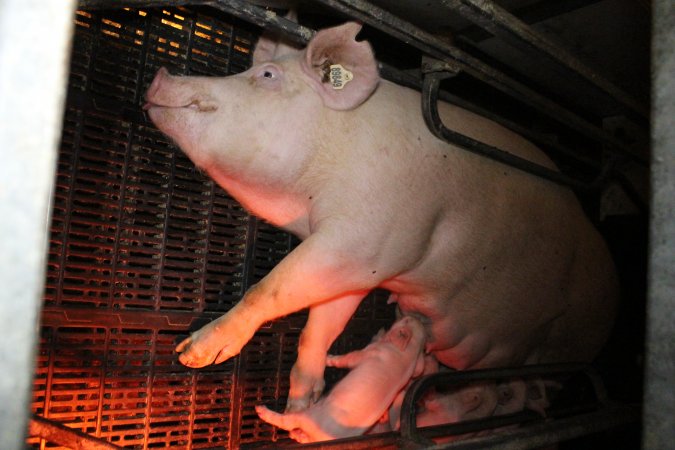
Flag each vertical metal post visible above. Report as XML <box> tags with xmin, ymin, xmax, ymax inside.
<box><xmin>0</xmin><ymin>1</ymin><xmax>76</xmax><ymax>449</ymax></box>
<box><xmin>643</xmin><ymin>0</ymin><xmax>675</xmax><ymax>448</ymax></box>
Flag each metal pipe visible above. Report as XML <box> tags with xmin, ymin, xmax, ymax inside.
<box><xmin>78</xmin><ymin>0</ymin><xmax>316</xmax><ymax>44</ymax></box>
<box><xmin>29</xmin><ymin>415</ymin><xmax>123</xmax><ymax>450</ymax></box>
<box><xmin>422</xmin><ymin>69</ymin><xmax>603</xmax><ymax>190</ymax></box>
<box><xmin>421</xmin><ymin>405</ymin><xmax>640</xmax><ymax>450</ymax></box>
<box><xmin>380</xmin><ymin>65</ymin><xmax>601</xmax><ymax>171</ymax></box>
<box><xmin>238</xmin><ymin>405</ymin><xmax>639</xmax><ymax>449</ymax></box>
<box><xmin>407</xmin><ymin>410</ymin><xmax>545</xmax><ymax>447</ymax></box>
<box><xmin>457</xmin><ymin>0</ymin><xmax>604</xmax><ymax>43</ymax></box>
<box><xmin>398</xmin><ymin>363</ymin><xmax>606</xmax><ymax>444</ymax></box>
<box><xmin>440</xmin><ymin>0</ymin><xmax>648</xmax><ymax>118</ymax></box>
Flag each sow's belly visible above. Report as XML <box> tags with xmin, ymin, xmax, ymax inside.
<box><xmin>385</xmin><ymin>282</ymin><xmax>565</xmax><ymax>371</ymax></box>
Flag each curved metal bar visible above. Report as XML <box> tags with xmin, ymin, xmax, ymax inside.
<box><xmin>399</xmin><ymin>363</ymin><xmax>604</xmax><ymax>446</ymax></box>
<box><xmin>422</xmin><ymin>70</ymin><xmax>612</xmax><ymax>190</ymax></box>
<box><xmin>406</xmin><ymin>405</ymin><xmax>639</xmax><ymax>450</ymax></box>
<box><xmin>379</xmin><ymin>64</ymin><xmax>602</xmax><ymax>172</ymax></box>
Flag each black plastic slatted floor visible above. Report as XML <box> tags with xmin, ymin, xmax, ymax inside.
<box><xmin>30</xmin><ymin>6</ymin><xmax>395</xmax><ymax>449</ymax></box>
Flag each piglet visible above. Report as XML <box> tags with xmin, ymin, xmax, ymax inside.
<box><xmin>414</xmin><ymin>377</ymin><xmax>558</xmax><ymax>443</ymax></box>
<box><xmin>255</xmin><ymin>316</ymin><xmax>427</xmax><ymax>443</ymax></box>
<box><xmin>416</xmin><ymin>381</ymin><xmax>499</xmax><ymax>430</ymax></box>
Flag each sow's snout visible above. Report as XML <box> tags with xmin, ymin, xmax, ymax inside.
<box><xmin>143</xmin><ymin>67</ymin><xmax>170</xmax><ymax>110</ymax></box>
<box><xmin>144</xmin><ymin>67</ymin><xmax>218</xmax><ymax>113</ymax></box>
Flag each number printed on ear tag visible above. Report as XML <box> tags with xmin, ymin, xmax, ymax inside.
<box><xmin>329</xmin><ymin>64</ymin><xmax>354</xmax><ymax>90</ymax></box>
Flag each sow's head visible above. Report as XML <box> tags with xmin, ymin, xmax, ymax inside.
<box><xmin>143</xmin><ymin>22</ymin><xmax>380</xmax><ymax>171</ymax></box>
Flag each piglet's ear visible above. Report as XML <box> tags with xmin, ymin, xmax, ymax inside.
<box><xmin>301</xmin><ymin>22</ymin><xmax>379</xmax><ymax>110</ymax></box>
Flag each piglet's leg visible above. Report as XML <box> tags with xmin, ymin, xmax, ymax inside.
<box><xmin>287</xmin><ymin>293</ymin><xmax>364</xmax><ymax>412</ymax></box>
<box><xmin>325</xmin><ymin>349</ymin><xmax>368</xmax><ymax>369</ymax></box>
<box><xmin>255</xmin><ymin>406</ymin><xmax>311</xmax><ymax>443</ymax></box>
<box><xmin>176</xmin><ymin>231</ymin><xmax>378</xmax><ymax>368</ymax></box>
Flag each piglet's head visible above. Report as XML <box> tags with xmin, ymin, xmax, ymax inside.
<box><xmin>384</xmin><ymin>316</ymin><xmax>426</xmax><ymax>353</ymax></box>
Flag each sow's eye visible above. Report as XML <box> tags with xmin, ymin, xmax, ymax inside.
<box><xmin>253</xmin><ymin>64</ymin><xmax>283</xmax><ymax>89</ymax></box>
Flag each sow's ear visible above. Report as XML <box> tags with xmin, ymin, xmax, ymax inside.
<box><xmin>252</xmin><ymin>10</ymin><xmax>301</xmax><ymax>64</ymax></box>
<box><xmin>301</xmin><ymin>22</ymin><xmax>379</xmax><ymax>110</ymax></box>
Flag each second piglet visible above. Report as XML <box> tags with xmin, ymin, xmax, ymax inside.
<box><xmin>256</xmin><ymin>316</ymin><xmax>427</xmax><ymax>443</ymax></box>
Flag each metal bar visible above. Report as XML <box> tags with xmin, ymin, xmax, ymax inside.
<box><xmin>440</xmin><ymin>0</ymin><xmax>647</xmax><ymax>118</ymax></box>
<box><xmin>408</xmin><ymin>410</ymin><xmax>544</xmax><ymax>447</ymax></box>
<box><xmin>29</xmin><ymin>415</ymin><xmax>123</xmax><ymax>450</ymax></box>
<box><xmin>78</xmin><ymin>0</ymin><xmax>316</xmax><ymax>44</ymax></box>
<box><xmin>415</xmin><ymin>403</ymin><xmax>602</xmax><ymax>442</ymax></box>
<box><xmin>381</xmin><ymin>66</ymin><xmax>601</xmax><ymax>170</ymax></box>
<box><xmin>424</xmin><ymin>404</ymin><xmax>639</xmax><ymax>450</ymax></box>
<box><xmin>238</xmin><ymin>404</ymin><xmax>638</xmax><ymax>449</ymax></box>
<box><xmin>643</xmin><ymin>0</ymin><xmax>675</xmax><ymax>447</ymax></box>
<box><xmin>241</xmin><ymin>432</ymin><xmax>401</xmax><ymax>449</ymax></box>
<box><xmin>422</xmin><ymin>70</ymin><xmax>602</xmax><ymax>190</ymax></box>
<box><xmin>39</xmin><ymin>305</ymin><xmax>307</xmax><ymax>331</ymax></box>
<box><xmin>309</xmin><ymin>0</ymin><xmax>645</xmax><ymax>165</ymax></box>
<box><xmin>399</xmin><ymin>363</ymin><xmax>607</xmax><ymax>445</ymax></box>
<box><xmin>207</xmin><ymin>0</ymin><xmax>315</xmax><ymax>44</ymax></box>
<box><xmin>0</xmin><ymin>2</ymin><xmax>76</xmax><ymax>449</ymax></box>
<box><xmin>458</xmin><ymin>0</ymin><xmax>604</xmax><ymax>43</ymax></box>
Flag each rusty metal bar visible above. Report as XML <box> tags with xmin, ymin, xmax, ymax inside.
<box><xmin>29</xmin><ymin>415</ymin><xmax>123</xmax><ymax>450</ymax></box>
<box><xmin>440</xmin><ymin>0</ymin><xmax>648</xmax><ymax>118</ymax></box>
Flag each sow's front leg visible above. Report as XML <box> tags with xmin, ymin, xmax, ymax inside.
<box><xmin>287</xmin><ymin>294</ymin><xmax>364</xmax><ymax>412</ymax></box>
<box><xmin>175</xmin><ymin>230</ymin><xmax>376</xmax><ymax>369</ymax></box>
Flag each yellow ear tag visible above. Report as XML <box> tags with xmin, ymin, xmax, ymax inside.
<box><xmin>329</xmin><ymin>64</ymin><xmax>354</xmax><ymax>90</ymax></box>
